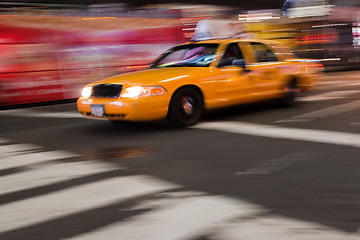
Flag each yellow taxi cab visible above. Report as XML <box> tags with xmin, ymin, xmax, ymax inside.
<box><xmin>77</xmin><ymin>39</ymin><xmax>322</xmax><ymax>127</ymax></box>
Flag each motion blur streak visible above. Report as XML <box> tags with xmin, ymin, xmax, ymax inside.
<box><xmin>1</xmin><ymin>2</ymin><xmax>360</xmax><ymax>107</ymax></box>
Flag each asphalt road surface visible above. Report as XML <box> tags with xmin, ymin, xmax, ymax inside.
<box><xmin>0</xmin><ymin>70</ymin><xmax>360</xmax><ymax>240</ymax></box>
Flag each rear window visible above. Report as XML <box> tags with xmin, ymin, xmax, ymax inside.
<box><xmin>271</xmin><ymin>44</ymin><xmax>296</xmax><ymax>59</ymax></box>
<box><xmin>250</xmin><ymin>42</ymin><xmax>278</xmax><ymax>63</ymax></box>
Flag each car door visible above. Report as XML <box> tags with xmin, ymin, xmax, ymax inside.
<box><xmin>204</xmin><ymin>42</ymin><xmax>254</xmax><ymax>108</ymax></box>
<box><xmin>245</xmin><ymin>42</ymin><xmax>284</xmax><ymax>100</ymax></box>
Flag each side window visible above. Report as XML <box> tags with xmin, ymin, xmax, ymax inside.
<box><xmin>218</xmin><ymin>43</ymin><xmax>243</xmax><ymax>67</ymax></box>
<box><xmin>251</xmin><ymin>43</ymin><xmax>278</xmax><ymax>63</ymax></box>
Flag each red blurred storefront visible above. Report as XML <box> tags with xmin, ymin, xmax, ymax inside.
<box><xmin>0</xmin><ymin>15</ymin><xmax>188</xmax><ymax>106</ymax></box>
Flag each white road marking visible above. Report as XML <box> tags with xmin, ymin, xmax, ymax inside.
<box><xmin>320</xmin><ymin>72</ymin><xmax>360</xmax><ymax>80</ymax></box>
<box><xmin>315</xmin><ymin>80</ymin><xmax>345</xmax><ymax>86</ymax></box>
<box><xmin>0</xmin><ymin>161</ymin><xmax>119</xmax><ymax>195</ymax></box>
<box><xmin>275</xmin><ymin>118</ymin><xmax>312</xmax><ymax>123</ymax></box>
<box><xmin>194</xmin><ymin>121</ymin><xmax>360</xmax><ymax>148</ymax></box>
<box><xmin>0</xmin><ymin>138</ymin><xmax>9</xmax><ymax>144</ymax></box>
<box><xmin>300</xmin><ymin>91</ymin><xmax>360</xmax><ymax>102</ymax></box>
<box><xmin>0</xmin><ymin>109</ymin><xmax>82</xmax><ymax>118</ymax></box>
<box><xmin>69</xmin><ymin>195</ymin><xmax>261</xmax><ymax>240</ymax></box>
<box><xmin>314</xmin><ymin>78</ymin><xmax>360</xmax><ymax>90</ymax></box>
<box><xmin>210</xmin><ymin>215</ymin><xmax>360</xmax><ymax>240</ymax></box>
<box><xmin>0</xmin><ymin>150</ymin><xmax>79</xmax><ymax>171</ymax></box>
<box><xmin>234</xmin><ymin>153</ymin><xmax>312</xmax><ymax>175</ymax></box>
<box><xmin>0</xmin><ymin>143</ymin><xmax>42</xmax><ymax>155</ymax></box>
<box><xmin>0</xmin><ymin>139</ymin><xmax>358</xmax><ymax>239</ymax></box>
<box><xmin>277</xmin><ymin>100</ymin><xmax>360</xmax><ymax>122</ymax></box>
<box><xmin>37</xmin><ymin>111</ymin><xmax>83</xmax><ymax>118</ymax></box>
<box><xmin>129</xmin><ymin>191</ymin><xmax>209</xmax><ymax>210</ymax></box>
<box><xmin>68</xmin><ymin>192</ymin><xmax>360</xmax><ymax>240</ymax></box>
<box><xmin>0</xmin><ymin>175</ymin><xmax>180</xmax><ymax>233</ymax></box>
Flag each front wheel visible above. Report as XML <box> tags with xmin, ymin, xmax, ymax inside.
<box><xmin>167</xmin><ymin>87</ymin><xmax>203</xmax><ymax>127</ymax></box>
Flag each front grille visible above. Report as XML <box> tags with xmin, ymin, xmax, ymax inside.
<box><xmin>91</xmin><ymin>84</ymin><xmax>122</xmax><ymax>98</ymax></box>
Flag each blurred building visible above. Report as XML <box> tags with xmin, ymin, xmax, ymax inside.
<box><xmin>1</xmin><ymin>0</ymin><xmax>360</xmax><ymax>107</ymax></box>
<box><xmin>0</xmin><ymin>0</ymin><xmax>284</xmax><ymax>13</ymax></box>
<box><xmin>332</xmin><ymin>0</ymin><xmax>360</xmax><ymax>6</ymax></box>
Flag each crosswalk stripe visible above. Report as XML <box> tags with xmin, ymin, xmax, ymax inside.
<box><xmin>0</xmin><ymin>109</ymin><xmax>82</xmax><ymax>118</ymax></box>
<box><xmin>0</xmin><ymin>139</ymin><xmax>358</xmax><ymax>240</ymax></box>
<box><xmin>316</xmin><ymin>80</ymin><xmax>344</xmax><ymax>85</ymax></box>
<box><xmin>315</xmin><ymin>81</ymin><xmax>360</xmax><ymax>91</ymax></box>
<box><xmin>0</xmin><ymin>175</ymin><xmax>180</xmax><ymax>233</ymax></box>
<box><xmin>278</xmin><ymin>100</ymin><xmax>360</xmax><ymax>122</ymax></box>
<box><xmin>0</xmin><ymin>150</ymin><xmax>79</xmax><ymax>171</ymax></box>
<box><xmin>68</xmin><ymin>195</ymin><xmax>261</xmax><ymax>240</ymax></box>
<box><xmin>0</xmin><ymin>161</ymin><xmax>119</xmax><ymax>195</ymax></box>
<box><xmin>0</xmin><ymin>143</ymin><xmax>42</xmax><ymax>155</ymax></box>
<box><xmin>194</xmin><ymin>121</ymin><xmax>360</xmax><ymax>148</ymax></box>
<box><xmin>34</xmin><ymin>111</ymin><xmax>83</xmax><ymax>118</ymax></box>
<box><xmin>210</xmin><ymin>215</ymin><xmax>360</xmax><ymax>240</ymax></box>
<box><xmin>300</xmin><ymin>91</ymin><xmax>360</xmax><ymax>102</ymax></box>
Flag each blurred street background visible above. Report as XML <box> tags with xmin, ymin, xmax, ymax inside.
<box><xmin>1</xmin><ymin>0</ymin><xmax>360</xmax><ymax>239</ymax></box>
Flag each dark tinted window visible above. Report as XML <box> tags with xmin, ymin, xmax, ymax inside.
<box><xmin>218</xmin><ymin>43</ymin><xmax>244</xmax><ymax>67</ymax></box>
<box><xmin>251</xmin><ymin>42</ymin><xmax>278</xmax><ymax>63</ymax></box>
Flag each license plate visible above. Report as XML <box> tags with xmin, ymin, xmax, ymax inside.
<box><xmin>91</xmin><ymin>105</ymin><xmax>105</xmax><ymax>117</ymax></box>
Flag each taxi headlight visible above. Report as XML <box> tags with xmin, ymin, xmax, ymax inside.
<box><xmin>121</xmin><ymin>86</ymin><xmax>166</xmax><ymax>98</ymax></box>
<box><xmin>81</xmin><ymin>86</ymin><xmax>92</xmax><ymax>98</ymax></box>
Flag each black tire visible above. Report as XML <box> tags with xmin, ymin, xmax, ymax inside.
<box><xmin>279</xmin><ymin>80</ymin><xmax>299</xmax><ymax>107</ymax></box>
<box><xmin>167</xmin><ymin>87</ymin><xmax>203</xmax><ymax>127</ymax></box>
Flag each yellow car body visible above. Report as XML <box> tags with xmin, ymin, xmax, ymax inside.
<box><xmin>77</xmin><ymin>39</ymin><xmax>322</xmax><ymax>126</ymax></box>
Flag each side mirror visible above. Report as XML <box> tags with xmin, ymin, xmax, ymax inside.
<box><xmin>232</xmin><ymin>59</ymin><xmax>246</xmax><ymax>69</ymax></box>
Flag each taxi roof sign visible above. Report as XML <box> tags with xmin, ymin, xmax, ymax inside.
<box><xmin>191</xmin><ymin>19</ymin><xmax>244</xmax><ymax>41</ymax></box>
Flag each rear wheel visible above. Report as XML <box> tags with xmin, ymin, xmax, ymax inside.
<box><xmin>280</xmin><ymin>80</ymin><xmax>299</xmax><ymax>107</ymax></box>
<box><xmin>167</xmin><ymin>87</ymin><xmax>203</xmax><ymax>127</ymax></box>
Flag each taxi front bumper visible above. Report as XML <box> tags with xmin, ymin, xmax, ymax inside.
<box><xmin>77</xmin><ymin>94</ymin><xmax>170</xmax><ymax>121</ymax></box>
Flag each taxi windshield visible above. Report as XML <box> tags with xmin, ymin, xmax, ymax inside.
<box><xmin>150</xmin><ymin>43</ymin><xmax>219</xmax><ymax>68</ymax></box>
